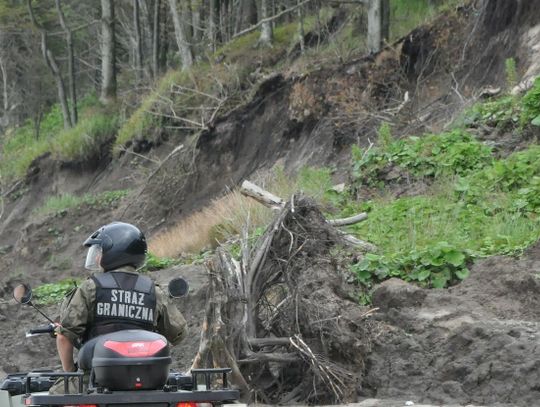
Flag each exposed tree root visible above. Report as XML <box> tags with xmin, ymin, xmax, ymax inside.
<box><xmin>192</xmin><ymin>195</ymin><xmax>376</xmax><ymax>403</ymax></box>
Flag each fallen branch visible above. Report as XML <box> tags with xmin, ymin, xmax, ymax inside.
<box><xmin>248</xmin><ymin>337</ymin><xmax>292</xmax><ymax>347</ymax></box>
<box><xmin>240</xmin><ymin>180</ymin><xmax>285</xmax><ymax>210</ymax></box>
<box><xmin>327</xmin><ymin>213</ymin><xmax>368</xmax><ymax>226</ymax></box>
<box><xmin>339</xmin><ymin>231</ymin><xmax>378</xmax><ymax>252</ymax></box>
<box><xmin>2</xmin><ymin>179</ymin><xmax>23</xmax><ymax>198</ymax></box>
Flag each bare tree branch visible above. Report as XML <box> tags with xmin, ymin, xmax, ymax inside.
<box><xmin>327</xmin><ymin>213</ymin><xmax>368</xmax><ymax>226</ymax></box>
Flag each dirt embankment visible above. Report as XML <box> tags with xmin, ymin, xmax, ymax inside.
<box><xmin>364</xmin><ymin>249</ymin><xmax>540</xmax><ymax>406</ymax></box>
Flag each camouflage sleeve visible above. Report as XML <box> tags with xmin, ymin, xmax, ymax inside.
<box><xmin>155</xmin><ymin>286</ymin><xmax>187</xmax><ymax>346</ymax></box>
<box><xmin>56</xmin><ymin>278</ymin><xmax>96</xmax><ymax>343</ymax></box>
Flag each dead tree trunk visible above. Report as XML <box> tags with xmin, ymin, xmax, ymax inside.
<box><xmin>297</xmin><ymin>0</ymin><xmax>305</xmax><ymax>55</ymax></box>
<box><xmin>191</xmin><ymin>1</ymin><xmax>202</xmax><ymax>49</ymax></box>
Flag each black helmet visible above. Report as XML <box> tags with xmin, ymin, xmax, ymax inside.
<box><xmin>83</xmin><ymin>222</ymin><xmax>147</xmax><ymax>271</ymax></box>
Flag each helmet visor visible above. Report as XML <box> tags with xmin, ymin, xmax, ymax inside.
<box><xmin>85</xmin><ymin>244</ymin><xmax>103</xmax><ymax>271</ymax></box>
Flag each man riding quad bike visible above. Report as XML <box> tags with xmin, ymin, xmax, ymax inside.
<box><xmin>55</xmin><ymin>222</ymin><xmax>187</xmax><ymax>378</ymax></box>
<box><xmin>2</xmin><ymin>222</ymin><xmax>240</xmax><ymax>407</ymax></box>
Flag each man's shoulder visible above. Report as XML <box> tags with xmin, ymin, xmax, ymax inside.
<box><xmin>80</xmin><ymin>276</ymin><xmax>97</xmax><ymax>290</ymax></box>
<box><xmin>67</xmin><ymin>277</ymin><xmax>96</xmax><ymax>303</ymax></box>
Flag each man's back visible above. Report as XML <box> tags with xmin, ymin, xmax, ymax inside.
<box><xmin>57</xmin><ymin>268</ymin><xmax>186</xmax><ymax>346</ymax></box>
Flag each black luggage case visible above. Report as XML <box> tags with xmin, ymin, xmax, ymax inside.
<box><xmin>92</xmin><ymin>330</ymin><xmax>172</xmax><ymax>390</ymax></box>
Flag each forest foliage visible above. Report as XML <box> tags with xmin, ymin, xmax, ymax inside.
<box><xmin>1</xmin><ymin>0</ymin><xmax>456</xmax><ymax>181</ymax></box>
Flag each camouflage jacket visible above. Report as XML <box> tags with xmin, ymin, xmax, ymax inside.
<box><xmin>55</xmin><ymin>267</ymin><xmax>187</xmax><ymax>346</ymax></box>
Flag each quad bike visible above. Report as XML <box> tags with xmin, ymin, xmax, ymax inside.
<box><xmin>0</xmin><ymin>280</ymin><xmax>241</xmax><ymax>407</ymax></box>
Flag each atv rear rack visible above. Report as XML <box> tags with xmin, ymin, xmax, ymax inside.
<box><xmin>23</xmin><ymin>368</ymin><xmax>240</xmax><ymax>406</ymax></box>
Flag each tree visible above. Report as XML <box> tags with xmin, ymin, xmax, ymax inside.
<box><xmin>152</xmin><ymin>0</ymin><xmax>162</xmax><ymax>78</ymax></box>
<box><xmin>259</xmin><ymin>0</ymin><xmax>273</xmax><ymax>47</ymax></box>
<box><xmin>234</xmin><ymin>0</ymin><xmax>258</xmax><ymax>34</ymax></box>
<box><xmin>167</xmin><ymin>0</ymin><xmax>193</xmax><ymax>70</ymax></box>
<box><xmin>208</xmin><ymin>0</ymin><xmax>219</xmax><ymax>52</ymax></box>
<box><xmin>55</xmin><ymin>0</ymin><xmax>77</xmax><ymax>125</ymax></box>
<box><xmin>101</xmin><ymin>0</ymin><xmax>117</xmax><ymax>104</ymax></box>
<box><xmin>0</xmin><ymin>31</ymin><xmax>14</xmax><ymax>128</ymax></box>
<box><xmin>191</xmin><ymin>0</ymin><xmax>203</xmax><ymax>53</ymax></box>
<box><xmin>27</xmin><ymin>0</ymin><xmax>73</xmax><ymax>129</ymax></box>
<box><xmin>133</xmin><ymin>0</ymin><xmax>144</xmax><ymax>82</ymax></box>
<box><xmin>367</xmin><ymin>0</ymin><xmax>389</xmax><ymax>53</ymax></box>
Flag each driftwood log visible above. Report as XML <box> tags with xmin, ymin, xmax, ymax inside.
<box><xmin>192</xmin><ymin>187</ymin><xmax>376</xmax><ymax>404</ymax></box>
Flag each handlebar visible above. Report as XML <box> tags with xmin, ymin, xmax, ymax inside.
<box><xmin>26</xmin><ymin>324</ymin><xmax>56</xmax><ymax>337</ymax></box>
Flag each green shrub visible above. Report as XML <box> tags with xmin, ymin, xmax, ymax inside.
<box><xmin>521</xmin><ymin>76</ymin><xmax>540</xmax><ymax>126</ymax></box>
<box><xmin>141</xmin><ymin>252</ymin><xmax>179</xmax><ymax>272</ymax></box>
<box><xmin>348</xmin><ymin>137</ymin><xmax>540</xmax><ymax>291</ymax></box>
<box><xmin>505</xmin><ymin>58</ymin><xmax>518</xmax><ymax>89</ymax></box>
<box><xmin>352</xmin><ymin>130</ymin><xmax>493</xmax><ymax>187</ymax></box>
<box><xmin>377</xmin><ymin>122</ymin><xmax>393</xmax><ymax>149</ymax></box>
<box><xmin>457</xmin><ymin>145</ymin><xmax>540</xmax><ymax>199</ymax></box>
<box><xmin>115</xmin><ymin>70</ymin><xmax>191</xmax><ymax>150</ymax></box>
<box><xmin>297</xmin><ymin>167</ymin><xmax>335</xmax><ymax>202</ymax></box>
<box><xmin>34</xmin><ymin>279</ymin><xmax>80</xmax><ymax>305</ymax></box>
<box><xmin>349</xmin><ymin>189</ymin><xmax>540</xmax><ymax>288</ymax></box>
<box><xmin>38</xmin><ymin>194</ymin><xmax>86</xmax><ymax>215</ymax></box>
<box><xmin>462</xmin><ymin>76</ymin><xmax>540</xmax><ymax>129</ymax></box>
<box><xmin>351</xmin><ymin>242</ymin><xmax>470</xmax><ymax>289</ymax></box>
<box><xmin>512</xmin><ymin>176</ymin><xmax>540</xmax><ymax>214</ymax></box>
<box><xmin>53</xmin><ymin>112</ymin><xmax>119</xmax><ymax>161</ymax></box>
<box><xmin>465</xmin><ymin>96</ymin><xmax>519</xmax><ymax>128</ymax></box>
<box><xmin>389</xmin><ymin>0</ymin><xmax>462</xmax><ymax>40</ymax></box>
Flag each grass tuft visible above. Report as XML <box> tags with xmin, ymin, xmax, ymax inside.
<box><xmin>149</xmin><ymin>166</ymin><xmax>337</xmax><ymax>258</ymax></box>
<box><xmin>36</xmin><ymin>190</ymin><xmax>129</xmax><ymax>216</ymax></box>
<box><xmin>0</xmin><ymin>95</ymin><xmax>117</xmax><ymax>181</ymax></box>
<box><xmin>53</xmin><ymin>111</ymin><xmax>119</xmax><ymax>161</ymax></box>
<box><xmin>149</xmin><ymin>191</ymin><xmax>271</xmax><ymax>257</ymax></box>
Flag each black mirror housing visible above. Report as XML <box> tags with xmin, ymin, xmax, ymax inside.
<box><xmin>168</xmin><ymin>277</ymin><xmax>189</xmax><ymax>298</ymax></box>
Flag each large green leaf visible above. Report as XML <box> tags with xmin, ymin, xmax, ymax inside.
<box><xmin>357</xmin><ymin>269</ymin><xmax>371</xmax><ymax>284</ymax></box>
<box><xmin>455</xmin><ymin>267</ymin><xmax>470</xmax><ymax>280</ymax></box>
<box><xmin>431</xmin><ymin>274</ymin><xmax>449</xmax><ymax>288</ymax></box>
<box><xmin>444</xmin><ymin>250</ymin><xmax>466</xmax><ymax>267</ymax></box>
<box><xmin>417</xmin><ymin>269</ymin><xmax>431</xmax><ymax>281</ymax></box>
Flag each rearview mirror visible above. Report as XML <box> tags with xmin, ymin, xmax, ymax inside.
<box><xmin>168</xmin><ymin>277</ymin><xmax>189</xmax><ymax>298</ymax></box>
<box><xmin>13</xmin><ymin>283</ymin><xmax>33</xmax><ymax>304</ymax></box>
